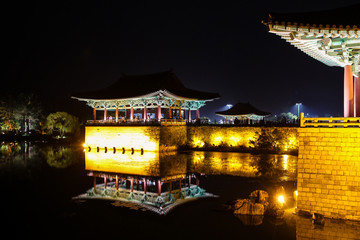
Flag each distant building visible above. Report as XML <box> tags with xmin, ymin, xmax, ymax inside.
<box><xmin>262</xmin><ymin>4</ymin><xmax>360</xmax><ymax>117</ymax></box>
<box><xmin>72</xmin><ymin>69</ymin><xmax>220</xmax><ymax>124</ymax></box>
<box><xmin>216</xmin><ymin>102</ymin><xmax>270</xmax><ymax>124</ymax></box>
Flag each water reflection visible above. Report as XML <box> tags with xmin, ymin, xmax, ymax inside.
<box><xmin>295</xmin><ymin>216</ymin><xmax>360</xmax><ymax>240</ymax></box>
<box><xmin>187</xmin><ymin>151</ymin><xmax>297</xmax><ymax>180</ymax></box>
<box><xmin>0</xmin><ymin>141</ymin><xmax>36</xmax><ymax>168</ymax></box>
<box><xmin>40</xmin><ymin>145</ymin><xmax>78</xmax><ymax>168</ymax></box>
<box><xmin>2</xmin><ymin>141</ymin><xmax>359</xmax><ymax>238</ymax></box>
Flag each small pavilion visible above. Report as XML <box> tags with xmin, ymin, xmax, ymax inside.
<box><xmin>216</xmin><ymin>102</ymin><xmax>271</xmax><ymax>124</ymax></box>
<box><xmin>72</xmin><ymin>69</ymin><xmax>220</xmax><ymax>123</ymax></box>
<box><xmin>262</xmin><ymin>4</ymin><xmax>360</xmax><ymax>117</ymax></box>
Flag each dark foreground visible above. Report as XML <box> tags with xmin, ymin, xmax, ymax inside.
<box><xmin>1</xmin><ymin>143</ymin><xmax>359</xmax><ymax>240</ymax></box>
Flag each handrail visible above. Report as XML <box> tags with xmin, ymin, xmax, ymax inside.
<box><xmin>86</xmin><ymin>119</ymin><xmax>161</xmax><ymax>125</ymax></box>
<box><xmin>160</xmin><ymin>119</ymin><xmax>186</xmax><ymax>126</ymax></box>
<box><xmin>300</xmin><ymin>112</ymin><xmax>360</xmax><ymax>128</ymax></box>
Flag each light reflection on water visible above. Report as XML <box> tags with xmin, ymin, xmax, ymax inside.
<box><xmin>84</xmin><ymin>149</ymin><xmax>297</xmax><ymax>180</ymax></box>
<box><xmin>0</xmin><ymin>142</ymin><xmax>297</xmax><ymax>180</ymax></box>
<box><xmin>1</xmin><ymin>142</ymin><xmax>360</xmax><ymax>239</ymax></box>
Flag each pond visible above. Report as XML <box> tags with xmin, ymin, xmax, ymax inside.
<box><xmin>1</xmin><ymin>141</ymin><xmax>359</xmax><ymax>239</ymax></box>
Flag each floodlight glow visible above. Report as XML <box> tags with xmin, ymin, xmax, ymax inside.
<box><xmin>278</xmin><ymin>195</ymin><xmax>285</xmax><ymax>205</ymax></box>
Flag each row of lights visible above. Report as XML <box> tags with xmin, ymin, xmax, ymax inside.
<box><xmin>83</xmin><ymin>144</ymin><xmax>144</xmax><ymax>155</ymax></box>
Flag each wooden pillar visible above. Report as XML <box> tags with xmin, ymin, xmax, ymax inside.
<box><xmin>179</xmin><ymin>107</ymin><xmax>182</xmax><ymax>119</ymax></box>
<box><xmin>104</xmin><ymin>176</ymin><xmax>107</xmax><ymax>189</ymax></box>
<box><xmin>179</xmin><ymin>179</ymin><xmax>182</xmax><ymax>190</ymax></box>
<box><xmin>188</xmin><ymin>175</ymin><xmax>191</xmax><ymax>188</ymax></box>
<box><xmin>143</xmin><ymin>178</ymin><xmax>147</xmax><ymax>194</ymax></box>
<box><xmin>157</xmin><ymin>180</ymin><xmax>161</xmax><ymax>196</ymax></box>
<box><xmin>355</xmin><ymin>76</ymin><xmax>360</xmax><ymax>117</ymax></box>
<box><xmin>104</xmin><ymin>108</ymin><xmax>107</xmax><ymax>121</ymax></box>
<box><xmin>130</xmin><ymin>107</ymin><xmax>134</xmax><ymax>121</ymax></box>
<box><xmin>116</xmin><ymin>175</ymin><xmax>119</xmax><ymax>190</ymax></box>
<box><xmin>188</xmin><ymin>108</ymin><xmax>191</xmax><ymax>122</ymax></box>
<box><xmin>93</xmin><ymin>108</ymin><xmax>96</xmax><ymax>120</ymax></box>
<box><xmin>196</xmin><ymin>175</ymin><xmax>199</xmax><ymax>186</ymax></box>
<box><xmin>93</xmin><ymin>176</ymin><xmax>97</xmax><ymax>189</ymax></box>
<box><xmin>130</xmin><ymin>178</ymin><xmax>134</xmax><ymax>192</ymax></box>
<box><xmin>143</xmin><ymin>106</ymin><xmax>147</xmax><ymax>120</ymax></box>
<box><xmin>157</xmin><ymin>106</ymin><xmax>161</xmax><ymax>121</ymax></box>
<box><xmin>344</xmin><ymin>65</ymin><xmax>354</xmax><ymax>117</ymax></box>
<box><xmin>169</xmin><ymin>181</ymin><xmax>172</xmax><ymax>194</ymax></box>
<box><xmin>115</xmin><ymin>108</ymin><xmax>119</xmax><ymax>122</ymax></box>
<box><xmin>196</xmin><ymin>109</ymin><xmax>200</xmax><ymax>120</ymax></box>
<box><xmin>169</xmin><ymin>107</ymin><xmax>172</xmax><ymax>119</ymax></box>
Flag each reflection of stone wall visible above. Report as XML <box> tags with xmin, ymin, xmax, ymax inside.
<box><xmin>298</xmin><ymin>128</ymin><xmax>360</xmax><ymax>221</ymax></box>
<box><xmin>296</xmin><ymin>216</ymin><xmax>360</xmax><ymax>240</ymax></box>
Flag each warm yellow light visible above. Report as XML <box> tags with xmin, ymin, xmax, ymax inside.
<box><xmin>85</xmin><ymin>126</ymin><xmax>159</xmax><ymax>151</ymax></box>
<box><xmin>278</xmin><ymin>195</ymin><xmax>285</xmax><ymax>205</ymax></box>
<box><xmin>229</xmin><ymin>136</ymin><xmax>241</xmax><ymax>146</ymax></box>
<box><xmin>283</xmin><ymin>154</ymin><xmax>288</xmax><ymax>170</ymax></box>
<box><xmin>284</xmin><ymin>145</ymin><xmax>288</xmax><ymax>151</ymax></box>
<box><xmin>85</xmin><ymin>150</ymin><xmax>159</xmax><ymax>175</ymax></box>
<box><xmin>294</xmin><ymin>190</ymin><xmax>298</xmax><ymax>201</ymax></box>
<box><xmin>212</xmin><ymin>135</ymin><xmax>223</xmax><ymax>146</ymax></box>
<box><xmin>192</xmin><ymin>138</ymin><xmax>205</xmax><ymax>148</ymax></box>
<box><xmin>83</xmin><ymin>143</ymin><xmax>87</xmax><ymax>148</ymax></box>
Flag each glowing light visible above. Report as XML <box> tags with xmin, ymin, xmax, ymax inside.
<box><xmin>85</xmin><ymin>150</ymin><xmax>159</xmax><ymax>175</ymax></box>
<box><xmin>277</xmin><ymin>195</ymin><xmax>285</xmax><ymax>205</ymax></box>
<box><xmin>294</xmin><ymin>190</ymin><xmax>298</xmax><ymax>201</ymax></box>
<box><xmin>192</xmin><ymin>138</ymin><xmax>205</xmax><ymax>148</ymax></box>
<box><xmin>283</xmin><ymin>154</ymin><xmax>288</xmax><ymax>170</ymax></box>
<box><xmin>211</xmin><ymin>135</ymin><xmax>223</xmax><ymax>146</ymax></box>
<box><xmin>85</xmin><ymin>126</ymin><xmax>159</xmax><ymax>151</ymax></box>
<box><xmin>83</xmin><ymin>143</ymin><xmax>87</xmax><ymax>148</ymax></box>
<box><xmin>229</xmin><ymin>136</ymin><xmax>241</xmax><ymax>146</ymax></box>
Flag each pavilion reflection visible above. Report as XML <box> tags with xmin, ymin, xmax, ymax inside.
<box><xmin>82</xmin><ymin>149</ymin><xmax>209</xmax><ymax>213</ymax></box>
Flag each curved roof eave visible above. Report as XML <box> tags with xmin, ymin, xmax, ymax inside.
<box><xmin>71</xmin><ymin>89</ymin><xmax>218</xmax><ymax>102</ymax></box>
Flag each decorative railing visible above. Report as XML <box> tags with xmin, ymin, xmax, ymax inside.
<box><xmin>160</xmin><ymin>119</ymin><xmax>186</xmax><ymax>126</ymax></box>
<box><xmin>87</xmin><ymin>119</ymin><xmax>161</xmax><ymax>125</ymax></box>
<box><xmin>300</xmin><ymin>113</ymin><xmax>360</xmax><ymax>128</ymax></box>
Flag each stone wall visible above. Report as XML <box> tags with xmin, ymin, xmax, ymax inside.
<box><xmin>297</xmin><ymin>128</ymin><xmax>360</xmax><ymax>221</ymax></box>
<box><xmin>187</xmin><ymin>126</ymin><xmax>298</xmax><ymax>151</ymax></box>
<box><xmin>85</xmin><ymin>125</ymin><xmax>187</xmax><ymax>152</ymax></box>
<box><xmin>85</xmin><ymin>126</ymin><xmax>161</xmax><ymax>151</ymax></box>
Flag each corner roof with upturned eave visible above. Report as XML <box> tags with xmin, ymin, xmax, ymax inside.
<box><xmin>72</xmin><ymin>69</ymin><xmax>220</xmax><ymax>101</ymax></box>
<box><xmin>262</xmin><ymin>4</ymin><xmax>360</xmax><ymax>77</ymax></box>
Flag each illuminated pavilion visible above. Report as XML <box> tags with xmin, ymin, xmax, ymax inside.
<box><xmin>215</xmin><ymin>102</ymin><xmax>271</xmax><ymax>124</ymax></box>
<box><xmin>263</xmin><ymin>4</ymin><xmax>360</xmax><ymax>117</ymax></box>
<box><xmin>72</xmin><ymin>69</ymin><xmax>220</xmax><ymax>123</ymax></box>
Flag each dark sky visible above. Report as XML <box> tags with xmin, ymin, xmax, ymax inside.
<box><xmin>4</xmin><ymin>0</ymin><xmax>360</xmax><ymax>121</ymax></box>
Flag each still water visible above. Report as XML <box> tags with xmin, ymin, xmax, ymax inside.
<box><xmin>1</xmin><ymin>141</ymin><xmax>359</xmax><ymax>240</ymax></box>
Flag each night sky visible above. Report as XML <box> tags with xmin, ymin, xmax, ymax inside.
<box><xmin>4</xmin><ymin>0</ymin><xmax>360</xmax><ymax>121</ymax></box>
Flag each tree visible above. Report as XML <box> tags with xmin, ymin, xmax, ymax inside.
<box><xmin>0</xmin><ymin>93</ymin><xmax>43</xmax><ymax>134</ymax></box>
<box><xmin>45</xmin><ymin>112</ymin><xmax>79</xmax><ymax>138</ymax></box>
<box><xmin>14</xmin><ymin>93</ymin><xmax>43</xmax><ymax>134</ymax></box>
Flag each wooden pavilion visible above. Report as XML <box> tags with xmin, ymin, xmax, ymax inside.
<box><xmin>262</xmin><ymin>4</ymin><xmax>360</xmax><ymax>117</ymax></box>
<box><xmin>215</xmin><ymin>102</ymin><xmax>270</xmax><ymax>124</ymax></box>
<box><xmin>72</xmin><ymin>69</ymin><xmax>220</xmax><ymax>124</ymax></box>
